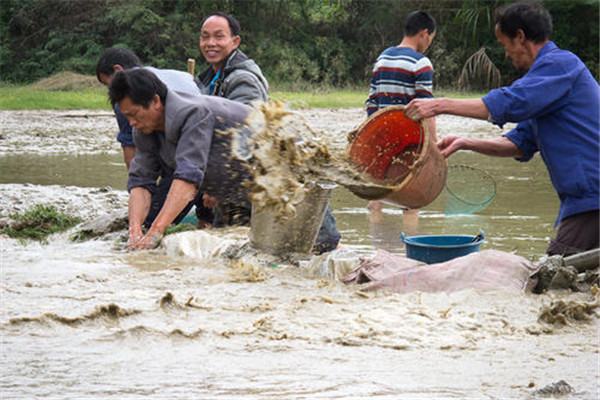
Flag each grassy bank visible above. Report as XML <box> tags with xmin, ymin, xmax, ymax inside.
<box><xmin>0</xmin><ymin>82</ymin><xmax>484</xmax><ymax>110</ymax></box>
<box><xmin>0</xmin><ymin>85</ymin><xmax>111</xmax><ymax>110</ymax></box>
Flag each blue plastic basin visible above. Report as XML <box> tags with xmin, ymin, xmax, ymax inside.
<box><xmin>400</xmin><ymin>232</ymin><xmax>485</xmax><ymax>264</ymax></box>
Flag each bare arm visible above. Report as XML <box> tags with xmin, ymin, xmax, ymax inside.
<box><xmin>438</xmin><ymin>135</ymin><xmax>523</xmax><ymax>158</ymax></box>
<box><xmin>129</xmin><ymin>179</ymin><xmax>198</xmax><ymax>250</ymax></box>
<box><xmin>128</xmin><ymin>187</ymin><xmax>152</xmax><ymax>246</ymax></box>
<box><xmin>150</xmin><ymin>179</ymin><xmax>198</xmax><ymax>232</ymax></box>
<box><xmin>405</xmin><ymin>98</ymin><xmax>490</xmax><ymax>121</ymax></box>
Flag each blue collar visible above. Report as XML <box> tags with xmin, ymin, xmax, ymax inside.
<box><xmin>209</xmin><ymin>69</ymin><xmax>221</xmax><ymax>95</ymax></box>
<box><xmin>536</xmin><ymin>41</ymin><xmax>558</xmax><ymax>60</ymax></box>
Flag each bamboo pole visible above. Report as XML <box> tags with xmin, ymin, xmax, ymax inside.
<box><xmin>187</xmin><ymin>58</ymin><xmax>196</xmax><ymax>76</ymax></box>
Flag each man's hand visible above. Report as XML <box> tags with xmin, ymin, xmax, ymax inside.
<box><xmin>437</xmin><ymin>135</ymin><xmax>467</xmax><ymax>158</ymax></box>
<box><xmin>405</xmin><ymin>98</ymin><xmax>441</xmax><ymax>121</ymax></box>
<box><xmin>127</xmin><ymin>224</ymin><xmax>144</xmax><ymax>248</ymax></box>
<box><xmin>128</xmin><ymin>229</ymin><xmax>164</xmax><ymax>250</ymax></box>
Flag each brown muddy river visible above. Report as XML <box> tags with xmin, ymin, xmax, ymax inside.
<box><xmin>0</xmin><ymin>110</ymin><xmax>597</xmax><ymax>399</ymax></box>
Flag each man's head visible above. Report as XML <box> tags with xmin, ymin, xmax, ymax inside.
<box><xmin>404</xmin><ymin>11</ymin><xmax>436</xmax><ymax>53</ymax></box>
<box><xmin>199</xmin><ymin>12</ymin><xmax>241</xmax><ymax>70</ymax></box>
<box><xmin>494</xmin><ymin>2</ymin><xmax>552</xmax><ymax>71</ymax></box>
<box><xmin>108</xmin><ymin>69</ymin><xmax>167</xmax><ymax>134</ymax></box>
<box><xmin>96</xmin><ymin>48</ymin><xmax>142</xmax><ymax>86</ymax></box>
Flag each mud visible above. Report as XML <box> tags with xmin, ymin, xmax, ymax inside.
<box><xmin>0</xmin><ymin>110</ymin><xmax>118</xmax><ymax>156</ymax></box>
<box><xmin>538</xmin><ymin>297</ymin><xmax>599</xmax><ymax>326</ymax></box>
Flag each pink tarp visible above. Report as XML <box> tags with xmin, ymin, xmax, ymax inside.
<box><xmin>343</xmin><ymin>249</ymin><xmax>539</xmax><ymax>293</ymax></box>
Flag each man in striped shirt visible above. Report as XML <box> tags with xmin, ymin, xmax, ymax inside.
<box><xmin>365</xmin><ymin>11</ymin><xmax>437</xmax><ymax>238</ymax></box>
<box><xmin>366</xmin><ymin>11</ymin><xmax>436</xmax><ymax>116</ymax></box>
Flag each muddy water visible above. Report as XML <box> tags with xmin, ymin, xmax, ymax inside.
<box><xmin>0</xmin><ymin>150</ymin><xmax>556</xmax><ymax>257</ymax></box>
<box><xmin>1</xmin><ymin>110</ymin><xmax>598</xmax><ymax>399</ymax></box>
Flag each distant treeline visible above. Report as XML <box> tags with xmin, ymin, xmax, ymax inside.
<box><xmin>1</xmin><ymin>0</ymin><xmax>598</xmax><ymax>89</ymax></box>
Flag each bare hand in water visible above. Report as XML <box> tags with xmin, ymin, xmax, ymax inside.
<box><xmin>127</xmin><ymin>225</ymin><xmax>144</xmax><ymax>248</ymax></box>
<box><xmin>128</xmin><ymin>230</ymin><xmax>163</xmax><ymax>250</ymax></box>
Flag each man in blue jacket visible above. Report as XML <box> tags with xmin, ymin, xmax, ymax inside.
<box><xmin>405</xmin><ymin>2</ymin><xmax>599</xmax><ymax>256</ymax></box>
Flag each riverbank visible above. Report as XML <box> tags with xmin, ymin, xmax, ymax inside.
<box><xmin>0</xmin><ymin>108</ymin><xmax>504</xmax><ymax>157</ymax></box>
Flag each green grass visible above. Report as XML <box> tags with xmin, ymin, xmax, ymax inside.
<box><xmin>271</xmin><ymin>88</ymin><xmax>485</xmax><ymax>108</ymax></box>
<box><xmin>2</xmin><ymin>204</ymin><xmax>81</xmax><ymax>241</ymax></box>
<box><xmin>0</xmin><ymin>85</ymin><xmax>110</xmax><ymax>110</ymax></box>
<box><xmin>270</xmin><ymin>89</ymin><xmax>366</xmax><ymax>109</ymax></box>
<box><xmin>0</xmin><ymin>83</ymin><xmax>484</xmax><ymax>110</ymax></box>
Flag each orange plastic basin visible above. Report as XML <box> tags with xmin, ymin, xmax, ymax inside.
<box><xmin>348</xmin><ymin>108</ymin><xmax>423</xmax><ymax>182</ymax></box>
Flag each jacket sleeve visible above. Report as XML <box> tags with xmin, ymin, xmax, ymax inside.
<box><xmin>482</xmin><ymin>57</ymin><xmax>575</xmax><ymax>127</ymax></box>
<box><xmin>223</xmin><ymin>70</ymin><xmax>268</xmax><ymax>105</ymax></box>
<box><xmin>127</xmin><ymin>131</ymin><xmax>161</xmax><ymax>192</ymax></box>
<box><xmin>503</xmin><ymin>119</ymin><xmax>539</xmax><ymax>162</ymax></box>
<box><xmin>172</xmin><ymin>108</ymin><xmax>214</xmax><ymax>186</ymax></box>
<box><xmin>114</xmin><ymin>104</ymin><xmax>134</xmax><ymax>147</ymax></box>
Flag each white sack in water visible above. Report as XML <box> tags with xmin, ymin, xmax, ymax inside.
<box><xmin>162</xmin><ymin>230</ymin><xmax>238</xmax><ymax>259</ymax></box>
<box><xmin>302</xmin><ymin>248</ymin><xmax>362</xmax><ymax>280</ymax></box>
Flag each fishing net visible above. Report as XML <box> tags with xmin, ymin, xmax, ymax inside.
<box><xmin>444</xmin><ymin>164</ymin><xmax>496</xmax><ymax>215</ymax></box>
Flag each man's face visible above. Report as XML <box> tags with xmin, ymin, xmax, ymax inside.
<box><xmin>495</xmin><ymin>24</ymin><xmax>531</xmax><ymax>72</ymax></box>
<box><xmin>98</xmin><ymin>73</ymin><xmax>112</xmax><ymax>86</ymax></box>
<box><xmin>118</xmin><ymin>95</ymin><xmax>163</xmax><ymax>134</ymax></box>
<box><xmin>417</xmin><ymin>30</ymin><xmax>436</xmax><ymax>53</ymax></box>
<box><xmin>98</xmin><ymin>65</ymin><xmax>124</xmax><ymax>87</ymax></box>
<box><xmin>199</xmin><ymin>16</ymin><xmax>240</xmax><ymax>69</ymax></box>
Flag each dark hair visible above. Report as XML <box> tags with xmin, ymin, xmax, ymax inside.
<box><xmin>108</xmin><ymin>69</ymin><xmax>167</xmax><ymax>108</ymax></box>
<box><xmin>96</xmin><ymin>48</ymin><xmax>142</xmax><ymax>83</ymax></box>
<box><xmin>495</xmin><ymin>2</ymin><xmax>552</xmax><ymax>43</ymax></box>
<box><xmin>404</xmin><ymin>11</ymin><xmax>436</xmax><ymax>36</ymax></box>
<box><xmin>200</xmin><ymin>11</ymin><xmax>241</xmax><ymax>36</ymax></box>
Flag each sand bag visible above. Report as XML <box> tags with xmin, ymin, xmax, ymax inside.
<box><xmin>344</xmin><ymin>249</ymin><xmax>538</xmax><ymax>293</ymax></box>
<box><xmin>342</xmin><ymin>249</ymin><xmax>423</xmax><ymax>284</ymax></box>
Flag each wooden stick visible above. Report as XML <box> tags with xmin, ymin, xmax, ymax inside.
<box><xmin>187</xmin><ymin>58</ymin><xmax>196</xmax><ymax>76</ymax></box>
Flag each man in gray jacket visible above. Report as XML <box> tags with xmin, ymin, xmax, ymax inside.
<box><xmin>109</xmin><ymin>68</ymin><xmax>254</xmax><ymax>250</ymax></box>
<box><xmin>197</xmin><ymin>12</ymin><xmax>268</xmax><ymax>105</ymax></box>
<box><xmin>195</xmin><ymin>13</ymin><xmax>268</xmax><ymax>227</ymax></box>
<box><xmin>96</xmin><ymin>47</ymin><xmax>201</xmax><ymax>169</ymax></box>
<box><xmin>196</xmin><ymin>12</ymin><xmax>340</xmax><ymax>253</ymax></box>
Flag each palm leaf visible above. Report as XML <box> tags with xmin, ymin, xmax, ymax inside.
<box><xmin>458</xmin><ymin>47</ymin><xmax>501</xmax><ymax>91</ymax></box>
